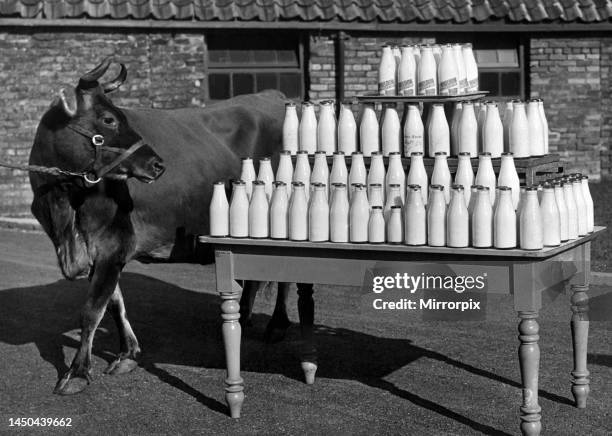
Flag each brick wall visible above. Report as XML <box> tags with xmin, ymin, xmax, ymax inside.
<box><xmin>0</xmin><ymin>29</ymin><xmax>206</xmax><ymax>215</ymax></box>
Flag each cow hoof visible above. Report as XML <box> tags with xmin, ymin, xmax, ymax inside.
<box><xmin>104</xmin><ymin>358</ymin><xmax>139</xmax><ymax>375</ymax></box>
<box><xmin>53</xmin><ymin>372</ymin><xmax>91</xmax><ymax>395</ymax></box>
<box><xmin>263</xmin><ymin>325</ymin><xmax>290</xmax><ymax>344</ymax></box>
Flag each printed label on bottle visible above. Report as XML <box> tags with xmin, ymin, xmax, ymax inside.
<box><xmin>378</xmin><ymin>79</ymin><xmax>395</xmax><ymax>95</ymax></box>
<box><xmin>418</xmin><ymin>78</ymin><xmax>435</xmax><ymax>95</ymax></box>
<box><xmin>467</xmin><ymin>78</ymin><xmax>478</xmax><ymax>91</ymax></box>
<box><xmin>398</xmin><ymin>79</ymin><xmax>415</xmax><ymax>95</ymax></box>
<box><xmin>439</xmin><ymin>77</ymin><xmax>458</xmax><ymax>95</ymax></box>
<box><xmin>459</xmin><ymin>78</ymin><xmax>468</xmax><ymax>90</ymax></box>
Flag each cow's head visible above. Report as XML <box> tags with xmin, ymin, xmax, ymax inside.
<box><xmin>34</xmin><ymin>57</ymin><xmax>165</xmax><ymax>184</ymax></box>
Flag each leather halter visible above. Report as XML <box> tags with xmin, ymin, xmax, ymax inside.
<box><xmin>67</xmin><ymin>123</ymin><xmax>146</xmax><ymax>184</ymax></box>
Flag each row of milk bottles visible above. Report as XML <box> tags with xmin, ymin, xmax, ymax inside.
<box><xmin>209</xmin><ymin>152</ymin><xmax>595</xmax><ymax>249</ymax></box>
<box><xmin>283</xmin><ymin>98</ymin><xmax>549</xmax><ymax>159</ymax></box>
<box><xmin>378</xmin><ymin>43</ymin><xmax>479</xmax><ymax>96</ymax></box>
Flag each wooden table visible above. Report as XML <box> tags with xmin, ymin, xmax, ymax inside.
<box><xmin>200</xmin><ymin>227</ymin><xmax>605</xmax><ymax>436</ymax></box>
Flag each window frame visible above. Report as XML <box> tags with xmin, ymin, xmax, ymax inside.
<box><xmin>205</xmin><ymin>31</ymin><xmax>306</xmax><ymax>101</ymax></box>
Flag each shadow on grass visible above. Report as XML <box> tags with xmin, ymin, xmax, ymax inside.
<box><xmin>0</xmin><ymin>272</ymin><xmax>575</xmax><ymax>434</ymax></box>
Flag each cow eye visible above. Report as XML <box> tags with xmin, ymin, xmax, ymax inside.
<box><xmin>102</xmin><ymin>117</ymin><xmax>116</xmax><ymax>126</ymax></box>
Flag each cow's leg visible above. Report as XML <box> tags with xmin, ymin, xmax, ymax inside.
<box><xmin>264</xmin><ymin>282</ymin><xmax>292</xmax><ymax>343</ymax></box>
<box><xmin>104</xmin><ymin>284</ymin><xmax>141</xmax><ymax>375</ymax></box>
<box><xmin>239</xmin><ymin>280</ymin><xmax>260</xmax><ymax>327</ymax></box>
<box><xmin>297</xmin><ymin>283</ymin><xmax>317</xmax><ymax>384</ymax></box>
<box><xmin>54</xmin><ymin>258</ymin><xmax>122</xmax><ymax>395</ymax></box>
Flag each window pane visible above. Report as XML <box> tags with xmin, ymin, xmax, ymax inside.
<box><xmin>497</xmin><ymin>49</ymin><xmax>519</xmax><ymax>67</ymax></box>
<box><xmin>229</xmin><ymin>49</ymin><xmax>252</xmax><ymax>65</ymax></box>
<box><xmin>209</xmin><ymin>74</ymin><xmax>230</xmax><ymax>100</ymax></box>
<box><xmin>253</xmin><ymin>49</ymin><xmax>277</xmax><ymax>64</ymax></box>
<box><xmin>279</xmin><ymin>73</ymin><xmax>301</xmax><ymax>99</ymax></box>
<box><xmin>277</xmin><ymin>48</ymin><xmax>298</xmax><ymax>65</ymax></box>
<box><xmin>256</xmin><ymin>73</ymin><xmax>278</xmax><ymax>91</ymax></box>
<box><xmin>475</xmin><ymin>49</ymin><xmax>498</xmax><ymax>67</ymax></box>
<box><xmin>233</xmin><ymin>73</ymin><xmax>254</xmax><ymax>96</ymax></box>
<box><xmin>480</xmin><ymin>72</ymin><xmax>499</xmax><ymax>96</ymax></box>
<box><xmin>501</xmin><ymin>72</ymin><xmax>521</xmax><ymax>96</ymax></box>
<box><xmin>209</xmin><ymin>49</ymin><xmax>230</xmax><ymax>64</ymax></box>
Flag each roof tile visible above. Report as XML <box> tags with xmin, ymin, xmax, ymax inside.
<box><xmin>2</xmin><ymin>0</ymin><xmax>612</xmax><ymax>23</ymax></box>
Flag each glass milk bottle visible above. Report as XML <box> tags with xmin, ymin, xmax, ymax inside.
<box><xmin>210</xmin><ymin>181</ymin><xmax>229</xmax><ymax>237</ymax></box>
<box><xmin>540</xmin><ymin>183</ymin><xmax>561</xmax><ymax>246</ymax></box>
<box><xmin>299</xmin><ymin>101</ymin><xmax>317</xmax><ymax>154</ymax></box>
<box><xmin>229</xmin><ymin>180</ymin><xmax>249</xmax><ymax>238</ymax></box>
<box><xmin>249</xmin><ymin>181</ymin><xmax>269</xmax><ymax>238</ymax></box>
<box><xmin>282</xmin><ymin>102</ymin><xmax>299</xmax><ymax>154</ymax></box>
<box><xmin>453</xmin><ymin>43</ymin><xmax>468</xmax><ymax>94</ymax></box>
<box><xmin>581</xmin><ymin>175</ymin><xmax>594</xmax><ymax>233</ymax></box>
<box><xmin>240</xmin><ymin>157</ymin><xmax>256</xmax><ymax>200</ymax></box>
<box><xmin>413</xmin><ymin>44</ymin><xmax>421</xmax><ymax>66</ymax></box>
<box><xmin>467</xmin><ymin>185</ymin><xmax>481</xmax><ymax>219</ymax></box>
<box><xmin>438</xmin><ymin>44</ymin><xmax>459</xmax><ymax>96</ymax></box>
<box><xmin>475</xmin><ymin>152</ymin><xmax>496</xmax><ymax>205</ymax></box>
<box><xmin>431</xmin><ymin>152</ymin><xmax>451</xmax><ymax>204</ymax></box>
<box><xmin>311</xmin><ymin>151</ymin><xmax>330</xmax><ymax>198</ymax></box>
<box><xmin>404</xmin><ymin>184</ymin><xmax>427</xmax><ymax>245</ymax></box>
<box><xmin>458</xmin><ymin>101</ymin><xmax>478</xmax><ymax>157</ymax></box>
<box><xmin>553</xmin><ymin>180</ymin><xmax>569</xmax><ymax>242</ymax></box>
<box><xmin>349</xmin><ymin>183</ymin><xmax>370</xmax><ymax>243</ymax></box>
<box><xmin>520</xmin><ymin>187</ymin><xmax>543</xmax><ymax>250</ymax></box>
<box><xmin>516</xmin><ymin>187</ymin><xmax>526</xmax><ymax>246</ymax></box>
<box><xmin>257</xmin><ymin>157</ymin><xmax>275</xmax><ymax>200</ymax></box>
<box><xmin>398</xmin><ymin>45</ymin><xmax>417</xmax><ymax>96</ymax></box>
<box><xmin>527</xmin><ymin>100</ymin><xmax>545</xmax><ymax>156</ymax></box>
<box><xmin>427</xmin><ymin>185</ymin><xmax>447</xmax><ymax>247</ymax></box>
<box><xmin>462</xmin><ymin>43</ymin><xmax>479</xmax><ymax>92</ymax></box>
<box><xmin>308</xmin><ymin>183</ymin><xmax>329</xmax><ymax>242</ymax></box>
<box><xmin>503</xmin><ymin>100</ymin><xmax>514</xmax><ymax>154</ymax></box>
<box><xmin>378</xmin><ymin>45</ymin><xmax>396</xmax><ymax>96</ymax></box>
<box><xmin>368</xmin><ymin>206</ymin><xmax>386</xmax><ymax>244</ymax></box>
<box><xmin>477</xmin><ymin>103</ymin><xmax>487</xmax><ymax>153</ymax></box>
<box><xmin>367</xmin><ymin>151</ymin><xmax>386</xmax><ymax>201</ymax></box>
<box><xmin>330</xmin><ymin>183</ymin><xmax>350</xmax><ymax>242</ymax></box>
<box><xmin>446</xmin><ymin>185</ymin><xmax>469</xmax><ymax>248</ymax></box>
<box><xmin>418</xmin><ymin>45</ymin><xmax>437</xmax><ymax>95</ymax></box>
<box><xmin>289</xmin><ymin>181</ymin><xmax>308</xmax><ymax>241</ymax></box>
<box><xmin>432</xmin><ymin>44</ymin><xmax>442</xmax><ymax>67</ymax></box>
<box><xmin>472</xmin><ymin>185</ymin><xmax>493</xmax><ymax>248</ymax></box>
<box><xmin>483</xmin><ymin>102</ymin><xmax>503</xmax><ymax>158</ymax></box>
<box><xmin>317</xmin><ymin>100</ymin><xmax>337</xmax><ymax>155</ymax></box>
<box><xmin>360</xmin><ymin>103</ymin><xmax>380</xmax><ymax>156</ymax></box>
<box><xmin>428</xmin><ymin>104</ymin><xmax>450</xmax><ymax>156</ymax></box>
<box><xmin>349</xmin><ymin>151</ymin><xmax>367</xmax><ymax>199</ymax></box>
<box><xmin>338</xmin><ymin>102</ymin><xmax>357</xmax><ymax>155</ymax></box>
<box><xmin>385</xmin><ymin>152</ymin><xmax>406</xmax><ymax>203</ymax></box>
<box><xmin>454</xmin><ymin>152</ymin><xmax>474</xmax><ymax>204</ymax></box>
<box><xmin>368</xmin><ymin>183</ymin><xmax>384</xmax><ymax>208</ymax></box>
<box><xmin>330</xmin><ymin>151</ymin><xmax>348</xmax><ymax>188</ymax></box>
<box><xmin>384</xmin><ymin>184</ymin><xmax>403</xmax><ymax>223</ymax></box>
<box><xmin>537</xmin><ymin>99</ymin><xmax>549</xmax><ymax>155</ymax></box>
<box><xmin>382</xmin><ymin>104</ymin><xmax>401</xmax><ymax>156</ymax></box>
<box><xmin>269</xmin><ymin>181</ymin><xmax>289</xmax><ymax>239</ymax></box>
<box><xmin>510</xmin><ymin>101</ymin><xmax>530</xmax><ymax>158</ymax></box>
<box><xmin>407</xmin><ymin>151</ymin><xmax>428</xmax><ymax>204</ymax></box>
<box><xmin>293</xmin><ymin>150</ymin><xmax>311</xmax><ymax>201</ymax></box>
<box><xmin>276</xmin><ymin>150</ymin><xmax>293</xmax><ymax>198</ymax></box>
<box><xmin>571</xmin><ymin>175</ymin><xmax>588</xmax><ymax>236</ymax></box>
<box><xmin>494</xmin><ymin>186</ymin><xmax>517</xmax><ymax>249</ymax></box>
<box><xmin>450</xmin><ymin>102</ymin><xmax>463</xmax><ymax>155</ymax></box>
<box><xmin>403</xmin><ymin>104</ymin><xmax>424</xmax><ymax>156</ymax></box>
<box><xmin>387</xmin><ymin>206</ymin><xmax>404</xmax><ymax>244</ymax></box>
<box><xmin>563</xmin><ymin>178</ymin><xmax>579</xmax><ymax>240</ymax></box>
<box><xmin>497</xmin><ymin>152</ymin><xmax>520</xmax><ymax>209</ymax></box>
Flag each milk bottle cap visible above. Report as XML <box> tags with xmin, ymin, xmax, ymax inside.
<box><xmin>410</xmin><ymin>151</ymin><xmax>424</xmax><ymax>156</ymax></box>
<box><xmin>352</xmin><ymin>183</ymin><xmax>366</xmax><ymax>188</ymax></box>
<box><xmin>477</xmin><ymin>185</ymin><xmax>490</xmax><ymax>191</ymax></box>
<box><xmin>232</xmin><ymin>180</ymin><xmax>246</xmax><ymax>185</ymax></box>
<box><xmin>279</xmin><ymin>150</ymin><xmax>291</xmax><ymax>156</ymax></box>
<box><xmin>497</xmin><ymin>186</ymin><xmax>511</xmax><ymax>191</ymax></box>
<box><xmin>458</xmin><ymin>152</ymin><xmax>471</xmax><ymax>156</ymax></box>
<box><xmin>332</xmin><ymin>182</ymin><xmax>347</xmax><ymax>188</ymax></box>
<box><xmin>261</xmin><ymin>156</ymin><xmax>271</xmax><ymax>161</ymax></box>
<box><xmin>526</xmin><ymin>186</ymin><xmax>538</xmax><ymax>191</ymax></box>
<box><xmin>581</xmin><ymin>175</ymin><xmax>589</xmax><ymax>180</ymax></box>
<box><xmin>408</xmin><ymin>184</ymin><xmax>422</xmax><ymax>190</ymax></box>
<box><xmin>370</xmin><ymin>183</ymin><xmax>383</xmax><ymax>187</ymax></box>
<box><xmin>214</xmin><ymin>181</ymin><xmax>225</xmax><ymax>186</ymax></box>
<box><xmin>302</xmin><ymin>101</ymin><xmax>314</xmax><ymax>106</ymax></box>
<box><xmin>501</xmin><ymin>152</ymin><xmax>514</xmax><ymax>156</ymax></box>
<box><xmin>253</xmin><ymin>180</ymin><xmax>265</xmax><ymax>186</ymax></box>
<box><xmin>274</xmin><ymin>181</ymin><xmax>287</xmax><ymax>187</ymax></box>
<box><xmin>479</xmin><ymin>152</ymin><xmax>492</xmax><ymax>157</ymax></box>
<box><xmin>371</xmin><ymin>206</ymin><xmax>383</xmax><ymax>210</ymax></box>
<box><xmin>333</xmin><ymin>151</ymin><xmax>345</xmax><ymax>156</ymax></box>
<box><xmin>389</xmin><ymin>151</ymin><xmax>401</xmax><ymax>155</ymax></box>
<box><xmin>297</xmin><ymin>150</ymin><xmax>309</xmax><ymax>155</ymax></box>
<box><xmin>430</xmin><ymin>184</ymin><xmax>444</xmax><ymax>191</ymax></box>
<box><xmin>292</xmin><ymin>181</ymin><xmax>305</xmax><ymax>187</ymax></box>
<box><xmin>434</xmin><ymin>151</ymin><xmax>448</xmax><ymax>156</ymax></box>
<box><xmin>451</xmin><ymin>184</ymin><xmax>464</xmax><ymax>191</ymax></box>
<box><xmin>285</xmin><ymin>102</ymin><xmax>296</xmax><ymax>107</ymax></box>
<box><xmin>371</xmin><ymin>151</ymin><xmax>382</xmax><ymax>156</ymax></box>
<box><xmin>391</xmin><ymin>205</ymin><xmax>402</xmax><ymax>210</ymax></box>
<box><xmin>351</xmin><ymin>151</ymin><xmax>363</xmax><ymax>156</ymax></box>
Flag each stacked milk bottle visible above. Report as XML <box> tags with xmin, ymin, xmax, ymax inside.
<box><xmin>210</xmin><ymin>152</ymin><xmax>595</xmax><ymax>250</ymax></box>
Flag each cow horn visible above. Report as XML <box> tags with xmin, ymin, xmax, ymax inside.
<box><xmin>102</xmin><ymin>63</ymin><xmax>127</xmax><ymax>93</ymax></box>
<box><xmin>78</xmin><ymin>57</ymin><xmax>112</xmax><ymax>88</ymax></box>
<box><xmin>58</xmin><ymin>88</ymin><xmax>76</xmax><ymax>117</ymax></box>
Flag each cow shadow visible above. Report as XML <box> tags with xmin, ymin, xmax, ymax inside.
<box><xmin>0</xmin><ymin>272</ymin><xmax>576</xmax><ymax>435</ymax></box>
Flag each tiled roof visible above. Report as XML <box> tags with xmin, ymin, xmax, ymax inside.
<box><xmin>1</xmin><ymin>0</ymin><xmax>612</xmax><ymax>23</ymax></box>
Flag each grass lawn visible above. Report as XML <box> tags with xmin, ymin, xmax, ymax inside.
<box><xmin>589</xmin><ymin>180</ymin><xmax>611</xmax><ymax>271</ymax></box>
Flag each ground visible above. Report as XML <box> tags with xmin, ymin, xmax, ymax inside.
<box><xmin>0</xmin><ymin>228</ymin><xmax>610</xmax><ymax>436</ymax></box>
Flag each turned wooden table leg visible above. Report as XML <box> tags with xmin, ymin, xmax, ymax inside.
<box><xmin>297</xmin><ymin>283</ymin><xmax>317</xmax><ymax>385</ymax></box>
<box><xmin>570</xmin><ymin>284</ymin><xmax>590</xmax><ymax>408</ymax></box>
<box><xmin>518</xmin><ymin>311</ymin><xmax>542</xmax><ymax>436</ymax></box>
<box><xmin>215</xmin><ymin>251</ymin><xmax>244</xmax><ymax>418</ymax></box>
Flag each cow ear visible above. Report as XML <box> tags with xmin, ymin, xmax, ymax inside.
<box><xmin>56</xmin><ymin>88</ymin><xmax>76</xmax><ymax>117</ymax></box>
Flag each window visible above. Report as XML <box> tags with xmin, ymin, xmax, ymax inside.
<box><xmin>437</xmin><ymin>34</ymin><xmax>525</xmax><ymax>99</ymax></box>
<box><xmin>207</xmin><ymin>32</ymin><xmax>304</xmax><ymax>101</ymax></box>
